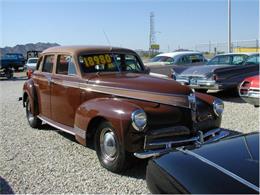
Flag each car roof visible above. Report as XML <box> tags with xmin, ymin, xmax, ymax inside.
<box><xmin>156</xmin><ymin>51</ymin><xmax>203</xmax><ymax>58</ymax></box>
<box><xmin>42</xmin><ymin>45</ymin><xmax>136</xmax><ymax>55</ymax></box>
<box><xmin>27</xmin><ymin>57</ymin><xmax>38</xmax><ymax>60</ymax></box>
<box><xmin>214</xmin><ymin>53</ymin><xmax>257</xmax><ymax>57</ymax></box>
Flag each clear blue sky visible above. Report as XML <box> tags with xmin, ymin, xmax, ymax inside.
<box><xmin>0</xmin><ymin>0</ymin><xmax>259</xmax><ymax>51</ymax></box>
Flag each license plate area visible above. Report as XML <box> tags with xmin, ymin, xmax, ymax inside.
<box><xmin>189</xmin><ymin>78</ymin><xmax>197</xmax><ymax>85</ymax></box>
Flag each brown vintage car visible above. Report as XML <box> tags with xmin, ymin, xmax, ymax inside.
<box><xmin>22</xmin><ymin>46</ymin><xmax>228</xmax><ymax>173</ymax></box>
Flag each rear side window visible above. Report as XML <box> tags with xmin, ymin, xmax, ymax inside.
<box><xmin>42</xmin><ymin>55</ymin><xmax>54</xmax><ymax>73</ymax></box>
<box><xmin>178</xmin><ymin>56</ymin><xmax>190</xmax><ymax>64</ymax></box>
<box><xmin>56</xmin><ymin>55</ymin><xmax>77</xmax><ymax>75</ymax></box>
<box><xmin>189</xmin><ymin>54</ymin><xmax>204</xmax><ymax>63</ymax></box>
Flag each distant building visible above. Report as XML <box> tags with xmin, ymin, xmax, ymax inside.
<box><xmin>233</xmin><ymin>47</ymin><xmax>260</xmax><ymax>53</ymax></box>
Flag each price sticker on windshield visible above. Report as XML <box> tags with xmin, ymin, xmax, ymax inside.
<box><xmin>83</xmin><ymin>54</ymin><xmax>112</xmax><ymax>68</ymax></box>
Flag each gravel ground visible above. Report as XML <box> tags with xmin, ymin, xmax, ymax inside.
<box><xmin>0</xmin><ymin>73</ymin><xmax>259</xmax><ymax>193</ymax></box>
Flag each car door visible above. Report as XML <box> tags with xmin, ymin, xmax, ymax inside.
<box><xmin>33</xmin><ymin>54</ymin><xmax>55</xmax><ymax>119</ymax></box>
<box><xmin>51</xmin><ymin>54</ymin><xmax>81</xmax><ymax>127</ymax></box>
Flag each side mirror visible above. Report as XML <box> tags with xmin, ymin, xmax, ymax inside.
<box><xmin>144</xmin><ymin>66</ymin><xmax>150</xmax><ymax>74</ymax></box>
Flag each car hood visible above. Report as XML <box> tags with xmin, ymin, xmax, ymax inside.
<box><xmin>153</xmin><ymin>133</ymin><xmax>259</xmax><ymax>194</ymax></box>
<box><xmin>82</xmin><ymin>72</ymin><xmax>193</xmax><ymax>108</ymax></box>
<box><xmin>175</xmin><ymin>64</ymin><xmax>231</xmax><ymax>77</ymax></box>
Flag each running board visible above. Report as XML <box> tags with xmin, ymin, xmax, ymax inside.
<box><xmin>38</xmin><ymin>115</ymin><xmax>76</xmax><ymax>135</ymax></box>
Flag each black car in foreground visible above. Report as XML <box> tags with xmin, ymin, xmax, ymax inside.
<box><xmin>146</xmin><ymin>132</ymin><xmax>259</xmax><ymax>194</ymax></box>
<box><xmin>172</xmin><ymin>53</ymin><xmax>259</xmax><ymax>92</ymax></box>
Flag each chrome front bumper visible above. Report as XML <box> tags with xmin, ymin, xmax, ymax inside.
<box><xmin>134</xmin><ymin>128</ymin><xmax>229</xmax><ymax>159</ymax></box>
<box><xmin>176</xmin><ymin>78</ymin><xmax>220</xmax><ymax>90</ymax></box>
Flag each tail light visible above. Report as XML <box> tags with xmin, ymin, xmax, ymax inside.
<box><xmin>240</xmin><ymin>81</ymin><xmax>251</xmax><ymax>95</ymax></box>
<box><xmin>213</xmin><ymin>74</ymin><xmax>218</xmax><ymax>81</ymax></box>
<box><xmin>27</xmin><ymin>69</ymin><xmax>33</xmax><ymax>79</ymax></box>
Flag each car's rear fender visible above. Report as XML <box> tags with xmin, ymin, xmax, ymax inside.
<box><xmin>74</xmin><ymin>97</ymin><xmax>142</xmax><ymax>146</ymax></box>
<box><xmin>214</xmin><ymin>65</ymin><xmax>259</xmax><ymax>86</ymax></box>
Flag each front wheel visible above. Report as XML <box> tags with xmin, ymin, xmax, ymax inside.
<box><xmin>95</xmin><ymin>121</ymin><xmax>130</xmax><ymax>173</ymax></box>
<box><xmin>25</xmin><ymin>98</ymin><xmax>41</xmax><ymax>128</ymax></box>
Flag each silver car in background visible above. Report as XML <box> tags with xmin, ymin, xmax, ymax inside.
<box><xmin>145</xmin><ymin>51</ymin><xmax>207</xmax><ymax>75</ymax></box>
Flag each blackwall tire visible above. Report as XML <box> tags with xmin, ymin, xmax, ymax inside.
<box><xmin>6</xmin><ymin>70</ymin><xmax>13</xmax><ymax>80</ymax></box>
<box><xmin>95</xmin><ymin>121</ymin><xmax>130</xmax><ymax>173</ymax></box>
<box><xmin>25</xmin><ymin>98</ymin><xmax>41</xmax><ymax>128</ymax></box>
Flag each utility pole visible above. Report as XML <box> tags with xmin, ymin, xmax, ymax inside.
<box><xmin>228</xmin><ymin>0</ymin><xmax>232</xmax><ymax>53</ymax></box>
<box><xmin>149</xmin><ymin>12</ymin><xmax>155</xmax><ymax>56</ymax></box>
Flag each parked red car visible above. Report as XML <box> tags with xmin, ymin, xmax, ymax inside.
<box><xmin>239</xmin><ymin>75</ymin><xmax>260</xmax><ymax>107</ymax></box>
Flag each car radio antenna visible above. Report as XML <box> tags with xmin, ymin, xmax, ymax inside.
<box><xmin>103</xmin><ymin>29</ymin><xmax>112</xmax><ymax>50</ymax></box>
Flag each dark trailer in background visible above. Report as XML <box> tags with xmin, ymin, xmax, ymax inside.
<box><xmin>27</xmin><ymin>50</ymin><xmax>42</xmax><ymax>60</ymax></box>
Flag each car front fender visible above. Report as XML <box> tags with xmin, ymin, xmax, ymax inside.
<box><xmin>74</xmin><ymin>97</ymin><xmax>142</xmax><ymax>144</ymax></box>
<box><xmin>23</xmin><ymin>79</ymin><xmax>38</xmax><ymax>116</ymax></box>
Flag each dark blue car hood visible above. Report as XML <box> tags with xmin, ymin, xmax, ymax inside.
<box><xmin>152</xmin><ymin>133</ymin><xmax>259</xmax><ymax>194</ymax></box>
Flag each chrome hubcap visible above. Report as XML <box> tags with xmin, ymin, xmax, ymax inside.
<box><xmin>100</xmin><ymin>128</ymin><xmax>117</xmax><ymax>162</ymax></box>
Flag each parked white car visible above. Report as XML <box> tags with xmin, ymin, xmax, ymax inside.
<box><xmin>25</xmin><ymin>57</ymin><xmax>38</xmax><ymax>70</ymax></box>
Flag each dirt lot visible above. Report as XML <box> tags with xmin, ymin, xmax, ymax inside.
<box><xmin>0</xmin><ymin>73</ymin><xmax>259</xmax><ymax>193</ymax></box>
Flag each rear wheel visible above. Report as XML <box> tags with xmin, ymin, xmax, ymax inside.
<box><xmin>95</xmin><ymin>121</ymin><xmax>131</xmax><ymax>173</ymax></box>
<box><xmin>25</xmin><ymin>98</ymin><xmax>41</xmax><ymax>128</ymax></box>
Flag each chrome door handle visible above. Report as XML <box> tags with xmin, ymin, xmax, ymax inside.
<box><xmin>47</xmin><ymin>78</ymin><xmax>52</xmax><ymax>86</ymax></box>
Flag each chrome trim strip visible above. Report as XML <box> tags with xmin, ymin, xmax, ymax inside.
<box><xmin>74</xmin><ymin>126</ymin><xmax>86</xmax><ymax>139</ymax></box>
<box><xmin>38</xmin><ymin>116</ymin><xmax>75</xmax><ymax>135</ymax></box>
<box><xmin>177</xmin><ymin>148</ymin><xmax>260</xmax><ymax>193</ymax></box>
<box><xmin>134</xmin><ymin>149</ymin><xmax>170</xmax><ymax>159</ymax></box>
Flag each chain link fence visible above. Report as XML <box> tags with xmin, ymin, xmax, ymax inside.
<box><xmin>194</xmin><ymin>39</ymin><xmax>259</xmax><ymax>54</ymax></box>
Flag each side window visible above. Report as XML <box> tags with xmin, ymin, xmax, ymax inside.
<box><xmin>36</xmin><ymin>56</ymin><xmax>43</xmax><ymax>70</ymax></box>
<box><xmin>245</xmin><ymin>55</ymin><xmax>260</xmax><ymax>65</ymax></box>
<box><xmin>42</xmin><ymin>55</ymin><xmax>54</xmax><ymax>73</ymax></box>
<box><xmin>56</xmin><ymin>55</ymin><xmax>77</xmax><ymax>75</ymax></box>
<box><xmin>68</xmin><ymin>61</ymin><xmax>77</xmax><ymax>75</ymax></box>
<box><xmin>165</xmin><ymin>57</ymin><xmax>174</xmax><ymax>64</ymax></box>
<box><xmin>124</xmin><ymin>54</ymin><xmax>143</xmax><ymax>71</ymax></box>
<box><xmin>219</xmin><ymin>56</ymin><xmax>230</xmax><ymax>64</ymax></box>
<box><xmin>232</xmin><ymin>56</ymin><xmax>245</xmax><ymax>65</ymax></box>
<box><xmin>178</xmin><ymin>56</ymin><xmax>190</xmax><ymax>64</ymax></box>
<box><xmin>208</xmin><ymin>56</ymin><xmax>219</xmax><ymax>64</ymax></box>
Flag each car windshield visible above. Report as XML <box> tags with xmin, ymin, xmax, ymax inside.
<box><xmin>78</xmin><ymin>53</ymin><xmax>144</xmax><ymax>73</ymax></box>
<box><xmin>207</xmin><ymin>54</ymin><xmax>248</xmax><ymax>65</ymax></box>
<box><xmin>28</xmin><ymin>59</ymin><xmax>38</xmax><ymax>63</ymax></box>
<box><xmin>150</xmin><ymin>56</ymin><xmax>173</xmax><ymax>62</ymax></box>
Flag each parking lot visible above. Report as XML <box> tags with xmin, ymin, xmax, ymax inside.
<box><xmin>0</xmin><ymin>73</ymin><xmax>259</xmax><ymax>193</ymax></box>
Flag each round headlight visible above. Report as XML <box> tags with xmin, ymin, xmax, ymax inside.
<box><xmin>131</xmin><ymin>109</ymin><xmax>147</xmax><ymax>131</ymax></box>
<box><xmin>213</xmin><ymin>99</ymin><xmax>224</xmax><ymax>117</ymax></box>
